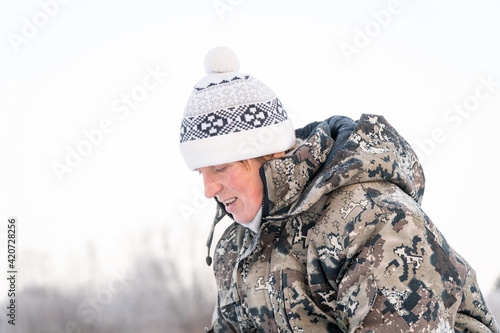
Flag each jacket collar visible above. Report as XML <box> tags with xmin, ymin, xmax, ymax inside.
<box><xmin>261</xmin><ymin>123</ymin><xmax>334</xmax><ymax>218</ymax></box>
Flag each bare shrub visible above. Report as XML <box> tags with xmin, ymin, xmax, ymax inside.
<box><xmin>1</xmin><ymin>229</ymin><xmax>216</xmax><ymax>333</ymax></box>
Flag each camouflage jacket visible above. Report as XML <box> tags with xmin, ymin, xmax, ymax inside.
<box><xmin>207</xmin><ymin>114</ymin><xmax>498</xmax><ymax>332</ymax></box>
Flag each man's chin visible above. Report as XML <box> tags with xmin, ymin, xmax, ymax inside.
<box><xmin>233</xmin><ymin>215</ymin><xmax>251</xmax><ymax>225</ymax></box>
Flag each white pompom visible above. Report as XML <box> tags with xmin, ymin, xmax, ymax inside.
<box><xmin>204</xmin><ymin>46</ymin><xmax>240</xmax><ymax>74</ymax></box>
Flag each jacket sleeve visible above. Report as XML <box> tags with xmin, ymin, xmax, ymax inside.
<box><xmin>207</xmin><ymin>297</ymin><xmax>238</xmax><ymax>333</ymax></box>
<box><xmin>322</xmin><ymin>182</ymin><xmax>498</xmax><ymax>333</ymax></box>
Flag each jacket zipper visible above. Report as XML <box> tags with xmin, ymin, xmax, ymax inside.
<box><xmin>259</xmin><ymin>166</ymin><xmax>269</xmax><ymax>220</ymax></box>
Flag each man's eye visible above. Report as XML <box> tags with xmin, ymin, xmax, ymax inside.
<box><xmin>215</xmin><ymin>166</ymin><xmax>228</xmax><ymax>173</ymax></box>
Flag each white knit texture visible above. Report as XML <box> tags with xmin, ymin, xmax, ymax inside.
<box><xmin>180</xmin><ymin>46</ymin><xmax>295</xmax><ymax>170</ymax></box>
<box><xmin>184</xmin><ymin>75</ymin><xmax>276</xmax><ymax>117</ymax></box>
<box><xmin>204</xmin><ymin>47</ymin><xmax>240</xmax><ymax>73</ymax></box>
<box><xmin>179</xmin><ymin>119</ymin><xmax>295</xmax><ymax>170</ymax></box>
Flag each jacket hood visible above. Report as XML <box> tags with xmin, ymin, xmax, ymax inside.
<box><xmin>205</xmin><ymin>114</ymin><xmax>425</xmax><ymax>265</ymax></box>
<box><xmin>262</xmin><ymin>113</ymin><xmax>425</xmax><ymax>219</ymax></box>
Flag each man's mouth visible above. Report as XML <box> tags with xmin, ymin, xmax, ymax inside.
<box><xmin>224</xmin><ymin>197</ymin><xmax>237</xmax><ymax>208</ymax></box>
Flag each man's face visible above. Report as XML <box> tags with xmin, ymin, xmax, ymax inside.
<box><xmin>198</xmin><ymin>160</ymin><xmax>264</xmax><ymax>224</ymax></box>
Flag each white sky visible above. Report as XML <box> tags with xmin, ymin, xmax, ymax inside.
<box><xmin>1</xmin><ymin>0</ymin><xmax>499</xmax><ymax>300</ymax></box>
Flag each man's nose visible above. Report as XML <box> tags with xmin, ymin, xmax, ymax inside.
<box><xmin>203</xmin><ymin>173</ymin><xmax>223</xmax><ymax>199</ymax></box>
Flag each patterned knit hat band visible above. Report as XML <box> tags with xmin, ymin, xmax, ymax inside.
<box><xmin>179</xmin><ymin>47</ymin><xmax>296</xmax><ymax>170</ymax></box>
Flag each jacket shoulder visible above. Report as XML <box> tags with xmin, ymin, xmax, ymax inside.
<box><xmin>309</xmin><ymin>181</ymin><xmax>497</xmax><ymax>331</ymax></box>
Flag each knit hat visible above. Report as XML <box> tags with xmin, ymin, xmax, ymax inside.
<box><xmin>179</xmin><ymin>47</ymin><xmax>296</xmax><ymax>170</ymax></box>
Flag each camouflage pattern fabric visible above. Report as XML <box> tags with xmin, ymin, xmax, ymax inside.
<box><xmin>207</xmin><ymin>114</ymin><xmax>498</xmax><ymax>332</ymax></box>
